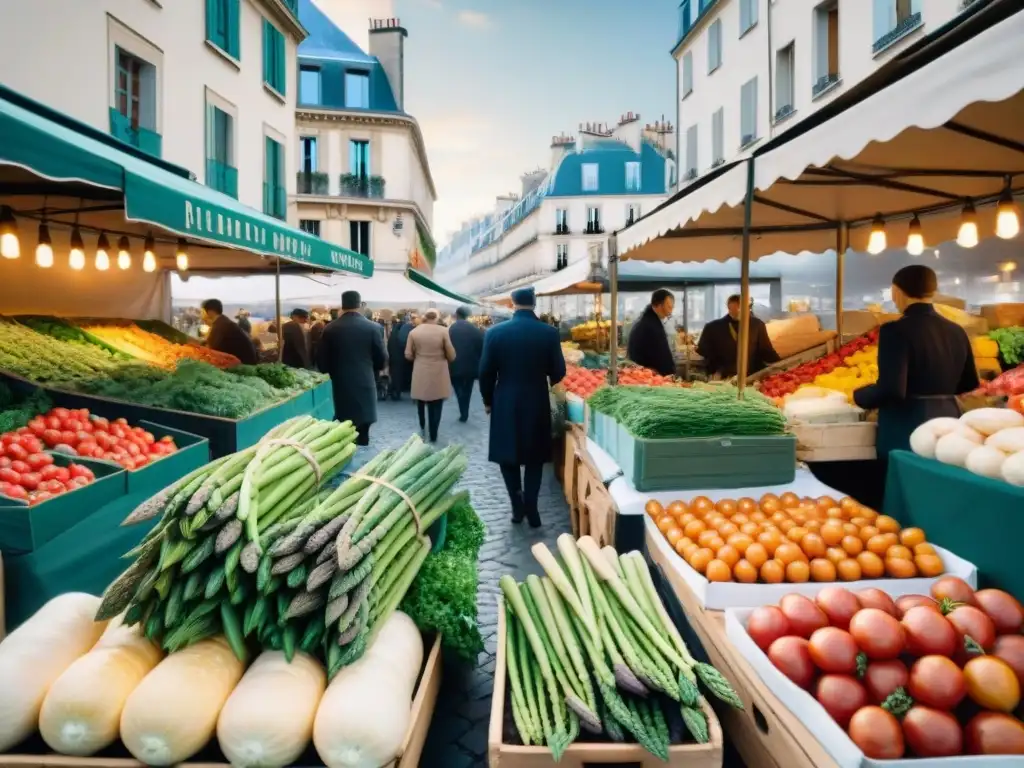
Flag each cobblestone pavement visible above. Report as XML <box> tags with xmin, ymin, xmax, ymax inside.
<box><xmin>367</xmin><ymin>393</ymin><xmax>570</xmax><ymax>767</ymax></box>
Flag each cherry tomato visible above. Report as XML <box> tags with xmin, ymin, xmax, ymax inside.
<box><xmin>855</xmin><ymin>588</ymin><xmax>898</xmax><ymax>617</ymax></box>
<box><xmin>901</xmin><ymin>606</ymin><xmax>957</xmax><ymax>657</ymax></box>
<box><xmin>64</xmin><ymin>419</ymin><xmax>82</xmax><ymax>433</ymax></box>
<box><xmin>779</xmin><ymin>594</ymin><xmax>829</xmax><ymax>639</ymax></box>
<box><xmin>974</xmin><ymin>589</ymin><xmax>1024</xmax><ymax>635</ymax></box>
<box><xmin>120</xmin><ymin>456</ymin><xmax>137</xmax><ymax>470</ymax></box>
<box><xmin>75</xmin><ymin>441</ymin><xmax>98</xmax><ymax>457</ymax></box>
<box><xmin>964</xmin><ymin>656</ymin><xmax>1021</xmax><ymax>713</ymax></box>
<box><xmin>902</xmin><ymin>706</ymin><xmax>963</xmax><ymax>757</ymax></box>
<box><xmin>126</xmin><ymin>442</ymin><xmax>141</xmax><ymax>457</ymax></box>
<box><xmin>815</xmin><ymin>674</ymin><xmax>867</xmax><ymax>728</ymax></box>
<box><xmin>964</xmin><ymin>711</ymin><xmax>1024</xmax><ymax>755</ymax></box>
<box><xmin>946</xmin><ymin>604</ymin><xmax>996</xmax><ymax>655</ymax></box>
<box><xmin>849</xmin><ymin>608</ymin><xmax>905</xmax><ymax>660</ymax></box>
<box><xmin>747</xmin><ymin>606</ymin><xmax>791</xmax><ymax>651</ymax></box>
<box><xmin>91</xmin><ymin>416</ymin><xmax>109</xmax><ymax>431</ymax></box>
<box><xmin>848</xmin><ymin>706</ymin><xmax>904</xmax><ymax>759</ymax></box>
<box><xmin>768</xmin><ymin>636</ymin><xmax>816</xmax><ymax>689</ymax></box>
<box><xmin>908</xmin><ymin>655</ymin><xmax>967</xmax><ymax>710</ymax></box>
<box><xmin>862</xmin><ymin>659</ymin><xmax>909</xmax><ymax>704</ymax></box>
<box><xmin>808</xmin><ymin>627</ymin><xmax>860</xmax><ymax>675</ymax></box>
<box><xmin>815</xmin><ymin>586</ymin><xmax>861</xmax><ymax>630</ymax></box>
<box><xmin>931</xmin><ymin>575</ymin><xmax>978</xmax><ymax>606</ymax></box>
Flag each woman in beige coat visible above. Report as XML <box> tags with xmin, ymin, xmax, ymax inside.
<box><xmin>405</xmin><ymin>309</ymin><xmax>456</xmax><ymax>442</ymax></box>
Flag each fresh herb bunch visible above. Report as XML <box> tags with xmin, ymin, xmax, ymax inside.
<box><xmin>990</xmin><ymin>327</ymin><xmax>1024</xmax><ymax>367</ymax></box>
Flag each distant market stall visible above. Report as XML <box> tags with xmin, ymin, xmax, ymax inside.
<box><xmin>331</xmin><ymin>267</ymin><xmax>476</xmax><ymax>311</ymax></box>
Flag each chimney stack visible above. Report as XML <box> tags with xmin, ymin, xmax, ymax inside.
<box><xmin>368</xmin><ymin>18</ymin><xmax>407</xmax><ymax>110</ymax></box>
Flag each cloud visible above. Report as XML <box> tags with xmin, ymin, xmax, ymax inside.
<box><xmin>457</xmin><ymin>9</ymin><xmax>491</xmax><ymax>27</ymax></box>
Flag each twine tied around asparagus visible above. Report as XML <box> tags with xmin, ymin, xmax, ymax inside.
<box><xmin>350</xmin><ymin>472</ymin><xmax>423</xmax><ymax>536</ymax></box>
<box><xmin>255</xmin><ymin>437</ymin><xmax>323</xmax><ymax>485</ymax></box>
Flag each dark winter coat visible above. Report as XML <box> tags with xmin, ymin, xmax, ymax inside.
<box><xmin>281</xmin><ymin>320</ymin><xmax>311</xmax><ymax>369</ymax></box>
<box><xmin>479</xmin><ymin>309</ymin><xmax>566</xmax><ymax>466</ymax></box>
<box><xmin>317</xmin><ymin>312</ymin><xmax>388</xmax><ymax>427</ymax></box>
<box><xmin>207</xmin><ymin>315</ymin><xmax>258</xmax><ymax>365</ymax></box>
<box><xmin>697</xmin><ymin>314</ymin><xmax>780</xmax><ymax>378</ymax></box>
<box><xmin>395</xmin><ymin>322</ymin><xmax>415</xmax><ymax>392</ymax></box>
<box><xmin>448</xmin><ymin>319</ymin><xmax>484</xmax><ymax>380</ymax></box>
<box><xmin>626</xmin><ymin>306</ymin><xmax>675</xmax><ymax>376</ymax></box>
<box><xmin>854</xmin><ymin>303</ymin><xmax>979</xmax><ymax>457</ymax></box>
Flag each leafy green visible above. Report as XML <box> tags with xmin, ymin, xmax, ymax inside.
<box><xmin>0</xmin><ymin>382</ymin><xmax>52</xmax><ymax>434</ymax></box>
<box><xmin>230</xmin><ymin>363</ymin><xmax>326</xmax><ymax>391</ymax></box>
<box><xmin>990</xmin><ymin>327</ymin><xmax>1024</xmax><ymax>367</ymax></box>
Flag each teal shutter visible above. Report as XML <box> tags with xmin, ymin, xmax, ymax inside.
<box><xmin>262</xmin><ymin>20</ymin><xmax>270</xmax><ymax>85</ymax></box>
<box><xmin>205</xmin><ymin>0</ymin><xmax>216</xmax><ymax>46</ymax></box>
<box><xmin>227</xmin><ymin>0</ymin><xmax>240</xmax><ymax>58</ymax></box>
<box><xmin>276</xmin><ymin>31</ymin><xmax>286</xmax><ymax>95</ymax></box>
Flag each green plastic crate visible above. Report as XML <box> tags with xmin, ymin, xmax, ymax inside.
<box><xmin>614</xmin><ymin>423</ymin><xmax>797</xmax><ymax>492</ymax></box>
<box><xmin>0</xmin><ymin>453</ymin><xmax>127</xmax><ymax>554</ymax></box>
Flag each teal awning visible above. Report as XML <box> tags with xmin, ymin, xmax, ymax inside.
<box><xmin>0</xmin><ymin>85</ymin><xmax>372</xmax><ymax>277</ymax></box>
<box><xmin>405</xmin><ymin>268</ymin><xmax>475</xmax><ymax>305</ymax></box>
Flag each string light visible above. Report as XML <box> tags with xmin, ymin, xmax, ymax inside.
<box><xmin>996</xmin><ymin>182</ymin><xmax>1020</xmax><ymax>240</ymax></box>
<box><xmin>957</xmin><ymin>201</ymin><xmax>979</xmax><ymax>249</ymax></box>
<box><xmin>0</xmin><ymin>206</ymin><xmax>19</xmax><ymax>259</ymax></box>
<box><xmin>906</xmin><ymin>215</ymin><xmax>924</xmax><ymax>256</ymax></box>
<box><xmin>117</xmin><ymin>236</ymin><xmax>132</xmax><ymax>269</ymax></box>
<box><xmin>175</xmin><ymin>238</ymin><xmax>189</xmax><ymax>271</ymax></box>
<box><xmin>69</xmin><ymin>227</ymin><xmax>86</xmax><ymax>270</ymax></box>
<box><xmin>143</xmin><ymin>233</ymin><xmax>157</xmax><ymax>272</ymax></box>
<box><xmin>35</xmin><ymin>222</ymin><xmax>54</xmax><ymax>268</ymax></box>
<box><xmin>95</xmin><ymin>232</ymin><xmax>111</xmax><ymax>271</ymax></box>
<box><xmin>867</xmin><ymin>214</ymin><xmax>887</xmax><ymax>255</ymax></box>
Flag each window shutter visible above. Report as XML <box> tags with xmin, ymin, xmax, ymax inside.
<box><xmin>276</xmin><ymin>31</ymin><xmax>285</xmax><ymax>94</ymax></box>
<box><xmin>205</xmin><ymin>103</ymin><xmax>213</xmax><ymax>161</ymax></box>
<box><xmin>205</xmin><ymin>0</ymin><xmax>216</xmax><ymax>46</ymax></box>
<box><xmin>262</xmin><ymin>21</ymin><xmax>269</xmax><ymax>83</ymax></box>
<box><xmin>227</xmin><ymin>0</ymin><xmax>240</xmax><ymax>58</ymax></box>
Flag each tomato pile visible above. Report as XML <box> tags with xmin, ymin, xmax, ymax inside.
<box><xmin>748</xmin><ymin>577</ymin><xmax>1024</xmax><ymax>757</ymax></box>
<box><xmin>0</xmin><ymin>434</ymin><xmax>95</xmax><ymax>505</ymax></box>
<box><xmin>561</xmin><ymin>365</ymin><xmax>679</xmax><ymax>399</ymax></box>
<box><xmin>758</xmin><ymin>329</ymin><xmax>879</xmax><ymax>400</ymax></box>
<box><xmin>648</xmin><ymin>492</ymin><xmax>945</xmax><ymax>584</ymax></box>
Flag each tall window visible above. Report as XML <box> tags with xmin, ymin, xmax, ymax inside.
<box><xmin>555</xmin><ymin>208</ymin><xmax>568</xmax><ymax>234</ymax></box>
<box><xmin>711</xmin><ymin>107</ymin><xmax>724</xmax><ymax>166</ymax></box>
<box><xmin>264</xmin><ymin>136</ymin><xmax>285</xmax><ymax>219</ymax></box>
<box><xmin>685</xmin><ymin>124</ymin><xmax>698</xmax><ymax>179</ymax></box>
<box><xmin>299</xmin><ymin>220</ymin><xmax>321</xmax><ymax>236</ymax></box>
<box><xmin>707</xmin><ymin>19</ymin><xmax>722</xmax><ymax>73</ymax></box>
<box><xmin>206</xmin><ymin>0</ymin><xmax>240</xmax><ymax>59</ymax></box>
<box><xmin>775</xmin><ymin>43</ymin><xmax>795</xmax><ymax>118</ymax></box>
<box><xmin>581</xmin><ymin>163</ymin><xmax>598</xmax><ymax>192</ymax></box>
<box><xmin>298</xmin><ymin>136</ymin><xmax>320</xmax><ymax>194</ymax></box>
<box><xmin>205</xmin><ymin>101</ymin><xmax>236</xmax><ymax>197</ymax></box>
<box><xmin>681</xmin><ymin>52</ymin><xmax>693</xmax><ymax>98</ymax></box>
<box><xmin>302</xmin><ymin>137</ymin><xmax>318</xmax><ymax>173</ymax></box>
<box><xmin>262</xmin><ymin>19</ymin><xmax>285</xmax><ymax>94</ymax></box>
<box><xmin>739</xmin><ymin>0</ymin><xmax>758</xmax><ymax>34</ymax></box>
<box><xmin>350</xmin><ymin>221</ymin><xmax>371</xmax><ymax>258</ymax></box>
<box><xmin>740</xmin><ymin>76</ymin><xmax>758</xmax><ymax>146</ymax></box>
<box><xmin>813</xmin><ymin>1</ymin><xmax>841</xmax><ymax>95</ymax></box>
<box><xmin>345</xmin><ymin>71</ymin><xmax>370</xmax><ymax>108</ymax></box>
<box><xmin>114</xmin><ymin>48</ymin><xmax>156</xmax><ymax>132</ymax></box>
<box><xmin>556</xmin><ymin>243</ymin><xmax>569</xmax><ymax>270</ymax></box>
<box><xmin>586</xmin><ymin>206</ymin><xmax>601</xmax><ymax>233</ymax></box>
<box><xmin>299</xmin><ymin>66</ymin><xmax>321</xmax><ymax>105</ymax></box>
<box><xmin>349</xmin><ymin>140</ymin><xmax>370</xmax><ymax>178</ymax></box>
<box><xmin>625</xmin><ymin>162</ymin><xmax>641</xmax><ymax>192</ymax></box>
<box><xmin>873</xmin><ymin>0</ymin><xmax>922</xmax><ymax>52</ymax></box>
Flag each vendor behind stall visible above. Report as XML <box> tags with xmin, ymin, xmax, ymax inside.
<box><xmin>626</xmin><ymin>289</ymin><xmax>676</xmax><ymax>376</ymax></box>
<box><xmin>281</xmin><ymin>308</ymin><xmax>312</xmax><ymax>369</ymax></box>
<box><xmin>697</xmin><ymin>295</ymin><xmax>780</xmax><ymax>379</ymax></box>
<box><xmin>201</xmin><ymin>298</ymin><xmax>258</xmax><ymax>365</ymax></box>
<box><xmin>853</xmin><ymin>265</ymin><xmax>978</xmax><ymax>457</ymax></box>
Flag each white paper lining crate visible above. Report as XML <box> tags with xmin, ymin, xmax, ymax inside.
<box><xmin>792</xmin><ymin>422</ymin><xmax>877</xmax><ymax>462</ymax></box>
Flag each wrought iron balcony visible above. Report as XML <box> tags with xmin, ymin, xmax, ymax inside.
<box><xmin>774</xmin><ymin>103</ymin><xmax>795</xmax><ymax>122</ymax></box>
<box><xmin>554</xmin><ymin>224</ymin><xmax>570</xmax><ymax>235</ymax></box>
<box><xmin>339</xmin><ymin>173</ymin><xmax>386</xmax><ymax>199</ymax></box>
<box><xmin>872</xmin><ymin>12</ymin><xmax>922</xmax><ymax>53</ymax></box>
<box><xmin>584</xmin><ymin>224</ymin><xmax>605</xmax><ymax>235</ymax></box>
<box><xmin>108</xmin><ymin>108</ymin><xmax>162</xmax><ymax>158</ymax></box>
<box><xmin>711</xmin><ymin>157</ymin><xmax>725</xmax><ymax>169</ymax></box>
<box><xmin>685</xmin><ymin>168</ymin><xmax>698</xmax><ymax>181</ymax></box>
<box><xmin>206</xmin><ymin>160</ymin><xmax>238</xmax><ymax>199</ymax></box>
<box><xmin>812</xmin><ymin>72</ymin><xmax>841</xmax><ymax>97</ymax></box>
<box><xmin>296</xmin><ymin>171</ymin><xmax>330</xmax><ymax>195</ymax></box>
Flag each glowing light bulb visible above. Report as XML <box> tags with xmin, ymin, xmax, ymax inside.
<box><xmin>906</xmin><ymin>215</ymin><xmax>924</xmax><ymax>256</ymax></box>
<box><xmin>69</xmin><ymin>227</ymin><xmax>86</xmax><ymax>270</ymax></box>
<box><xmin>867</xmin><ymin>215</ymin><xmax>887</xmax><ymax>255</ymax></box>
<box><xmin>117</xmin><ymin>236</ymin><xmax>131</xmax><ymax>269</ymax></box>
<box><xmin>95</xmin><ymin>232</ymin><xmax>111</xmax><ymax>270</ymax></box>
<box><xmin>175</xmin><ymin>238</ymin><xmax>189</xmax><ymax>271</ymax></box>
<box><xmin>143</xmin><ymin>233</ymin><xmax>157</xmax><ymax>272</ymax></box>
<box><xmin>0</xmin><ymin>206</ymin><xmax>19</xmax><ymax>259</ymax></box>
<box><xmin>957</xmin><ymin>201</ymin><xmax>978</xmax><ymax>249</ymax></box>
<box><xmin>35</xmin><ymin>223</ymin><xmax>54</xmax><ymax>268</ymax></box>
<box><xmin>996</xmin><ymin>188</ymin><xmax>1020</xmax><ymax>240</ymax></box>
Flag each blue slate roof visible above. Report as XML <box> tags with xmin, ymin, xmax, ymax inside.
<box><xmin>547</xmin><ymin>139</ymin><xmax>668</xmax><ymax>197</ymax></box>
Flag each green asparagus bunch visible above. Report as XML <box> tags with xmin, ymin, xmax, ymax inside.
<box><xmin>499</xmin><ymin>534</ymin><xmax>742</xmax><ymax>760</ymax></box>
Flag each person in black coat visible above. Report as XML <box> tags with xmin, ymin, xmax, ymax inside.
<box><xmin>697</xmin><ymin>294</ymin><xmax>780</xmax><ymax>379</ymax></box>
<box><xmin>387</xmin><ymin>314</ymin><xmax>407</xmax><ymax>400</ymax></box>
<box><xmin>480</xmin><ymin>287</ymin><xmax>566</xmax><ymax>527</ymax></box>
<box><xmin>448</xmin><ymin>305</ymin><xmax>485</xmax><ymax>422</ymax></box>
<box><xmin>396</xmin><ymin>314</ymin><xmax>417</xmax><ymax>394</ymax></box>
<box><xmin>281</xmin><ymin>308</ymin><xmax>312</xmax><ymax>369</ymax></box>
<box><xmin>626</xmin><ymin>289</ymin><xmax>676</xmax><ymax>376</ymax></box>
<box><xmin>854</xmin><ymin>265</ymin><xmax>979</xmax><ymax>458</ymax></box>
<box><xmin>201</xmin><ymin>298</ymin><xmax>258</xmax><ymax>365</ymax></box>
<box><xmin>317</xmin><ymin>291</ymin><xmax>388</xmax><ymax>446</ymax></box>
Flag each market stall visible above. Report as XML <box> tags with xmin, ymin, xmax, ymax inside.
<box><xmin>330</xmin><ymin>267</ymin><xmax>477</xmax><ymax>311</ymax></box>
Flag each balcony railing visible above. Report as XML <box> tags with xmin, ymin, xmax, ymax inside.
<box><xmin>263</xmin><ymin>182</ymin><xmax>287</xmax><ymax>220</ymax></box>
<box><xmin>584</xmin><ymin>224</ymin><xmax>605</xmax><ymax>235</ymax></box>
<box><xmin>872</xmin><ymin>12</ymin><xmax>922</xmax><ymax>53</ymax></box>
<box><xmin>812</xmin><ymin>72</ymin><xmax>841</xmax><ymax>97</ymax></box>
<box><xmin>774</xmin><ymin>103</ymin><xmax>795</xmax><ymax>122</ymax></box>
<box><xmin>296</xmin><ymin>171</ymin><xmax>330</xmax><ymax>195</ymax></box>
<box><xmin>109</xmin><ymin>108</ymin><xmax>162</xmax><ymax>158</ymax></box>
<box><xmin>554</xmin><ymin>224</ymin><xmax>570</xmax><ymax>235</ymax></box>
<box><xmin>206</xmin><ymin>159</ymin><xmax>238</xmax><ymax>199</ymax></box>
<box><xmin>685</xmin><ymin>168</ymin><xmax>697</xmax><ymax>181</ymax></box>
<box><xmin>711</xmin><ymin>157</ymin><xmax>725</xmax><ymax>168</ymax></box>
<box><xmin>339</xmin><ymin>174</ymin><xmax>386</xmax><ymax>199</ymax></box>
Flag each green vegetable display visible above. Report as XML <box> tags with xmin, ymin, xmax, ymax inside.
<box><xmin>990</xmin><ymin>326</ymin><xmax>1024</xmax><ymax>367</ymax></box>
<box><xmin>0</xmin><ymin>381</ymin><xmax>52</xmax><ymax>434</ymax></box>
<box><xmin>500</xmin><ymin>535</ymin><xmax>740</xmax><ymax>760</ymax></box>
<box><xmin>231</xmin><ymin>362</ymin><xmax>327</xmax><ymax>392</ymax></box>
<box><xmin>0</xmin><ymin>317</ymin><xmax>131</xmax><ymax>383</ymax></box>
<box><xmin>588</xmin><ymin>384</ymin><xmax>785</xmax><ymax>439</ymax></box>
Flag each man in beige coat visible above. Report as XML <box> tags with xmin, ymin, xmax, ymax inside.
<box><xmin>405</xmin><ymin>308</ymin><xmax>456</xmax><ymax>443</ymax></box>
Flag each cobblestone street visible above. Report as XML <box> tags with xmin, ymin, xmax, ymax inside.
<box><xmin>366</xmin><ymin>393</ymin><xmax>571</xmax><ymax>767</ymax></box>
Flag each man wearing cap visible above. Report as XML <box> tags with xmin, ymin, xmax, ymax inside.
<box><xmin>281</xmin><ymin>308</ymin><xmax>312</xmax><ymax>369</ymax></box>
<box><xmin>317</xmin><ymin>290</ymin><xmax>388</xmax><ymax>446</ymax></box>
<box><xmin>448</xmin><ymin>305</ymin><xmax>484</xmax><ymax>422</ymax></box>
<box><xmin>479</xmin><ymin>286</ymin><xmax>566</xmax><ymax>527</ymax></box>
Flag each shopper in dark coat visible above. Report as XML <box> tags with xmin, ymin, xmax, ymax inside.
<box><xmin>201</xmin><ymin>298</ymin><xmax>258</xmax><ymax>365</ymax></box>
<box><xmin>387</xmin><ymin>315</ymin><xmax>407</xmax><ymax>400</ymax></box>
<box><xmin>449</xmin><ymin>306</ymin><xmax>484</xmax><ymax>422</ymax></box>
<box><xmin>697</xmin><ymin>294</ymin><xmax>780</xmax><ymax>379</ymax></box>
<box><xmin>396</xmin><ymin>315</ymin><xmax>417</xmax><ymax>393</ymax></box>
<box><xmin>281</xmin><ymin>308</ymin><xmax>312</xmax><ymax>369</ymax></box>
<box><xmin>317</xmin><ymin>291</ymin><xmax>388</xmax><ymax>446</ymax></box>
<box><xmin>479</xmin><ymin>287</ymin><xmax>566</xmax><ymax>527</ymax></box>
<box><xmin>626</xmin><ymin>289</ymin><xmax>676</xmax><ymax>376</ymax></box>
<box><xmin>854</xmin><ymin>265</ymin><xmax>979</xmax><ymax>458</ymax></box>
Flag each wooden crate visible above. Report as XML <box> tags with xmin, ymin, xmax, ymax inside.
<box><xmin>488</xmin><ymin>597</ymin><xmax>723</xmax><ymax>768</ymax></box>
<box><xmin>0</xmin><ymin>635</ymin><xmax>442</xmax><ymax>768</ymax></box>
<box><xmin>646</xmin><ymin>529</ymin><xmax>839</xmax><ymax>768</ymax></box>
<box><xmin>571</xmin><ymin>449</ymin><xmax>618</xmax><ymax>545</ymax></box>
<box><xmin>792</xmin><ymin>422</ymin><xmax>876</xmax><ymax>462</ymax></box>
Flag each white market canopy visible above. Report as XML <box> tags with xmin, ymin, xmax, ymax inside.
<box><xmin>617</xmin><ymin>2</ymin><xmax>1024</xmax><ymax>264</ymax></box>
<box><xmin>330</xmin><ymin>269</ymin><xmax>465</xmax><ymax>310</ymax></box>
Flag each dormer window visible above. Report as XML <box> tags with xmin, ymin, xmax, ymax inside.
<box><xmin>300</xmin><ymin>66</ymin><xmax>321</xmax><ymax>106</ymax></box>
<box><xmin>581</xmin><ymin>163</ymin><xmax>598</xmax><ymax>192</ymax></box>
<box><xmin>625</xmin><ymin>162</ymin><xmax>641</xmax><ymax>192</ymax></box>
<box><xmin>344</xmin><ymin>70</ymin><xmax>370</xmax><ymax>109</ymax></box>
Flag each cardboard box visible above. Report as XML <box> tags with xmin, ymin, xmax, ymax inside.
<box><xmin>645</xmin><ymin>515</ymin><xmax>977</xmax><ymax>610</ymax></box>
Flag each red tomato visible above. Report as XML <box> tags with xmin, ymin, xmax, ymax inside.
<box><xmin>849</xmin><ymin>609</ymin><xmax>906</xmax><ymax>660</ymax></box>
<box><xmin>9</xmin><ymin>460</ymin><xmax>29</xmax><ymax>475</ymax></box>
<box><xmin>29</xmin><ymin>491</ymin><xmax>53</xmax><ymax>505</ymax></box>
<box><xmin>747</xmin><ymin>606</ymin><xmax>792</xmax><ymax>651</ymax></box>
<box><xmin>160</xmin><ymin>435</ymin><xmax>175</xmax><ymax>444</ymax></box>
<box><xmin>59</xmin><ymin>431</ymin><xmax>77</xmax><ymax>447</ymax></box>
<box><xmin>42</xmin><ymin>479</ymin><xmax>65</xmax><ymax>494</ymax></box>
<box><xmin>44</xmin><ymin>415</ymin><xmax>62</xmax><ymax>431</ymax></box>
<box><xmin>902</xmin><ymin>706</ymin><xmax>963</xmax><ymax>757</ymax></box>
<box><xmin>120</xmin><ymin>457</ymin><xmax>137</xmax><ymax>470</ymax></box>
<box><xmin>6</xmin><ymin>443</ymin><xmax>28</xmax><ymax>461</ymax></box>
<box><xmin>41</xmin><ymin>429</ymin><xmax>61</xmax><ymax>447</ymax></box>
<box><xmin>964</xmin><ymin>711</ymin><xmax>1024</xmax><ymax>755</ymax></box>
<box><xmin>815</xmin><ymin>675</ymin><xmax>867</xmax><ymax>728</ymax></box>
<box><xmin>28</xmin><ymin>419</ymin><xmax>46</xmax><ymax>436</ymax></box>
<box><xmin>76</xmin><ymin>441</ymin><xmax>98</xmax><ymax>457</ymax></box>
<box><xmin>126</xmin><ymin>442</ymin><xmax>141</xmax><ymax>457</ymax></box>
<box><xmin>114</xmin><ymin>417</ymin><xmax>128</xmax><ymax>426</ymax></box>
<box><xmin>946</xmin><ymin>604</ymin><xmax>996</xmax><ymax>655</ymax></box>
<box><xmin>2</xmin><ymin>484</ymin><xmax>28</xmax><ymax>500</ymax></box>
<box><xmin>0</xmin><ymin>457</ymin><xmax>9</xmax><ymax>469</ymax></box>
<box><xmin>862</xmin><ymin>659</ymin><xmax>909</xmax><ymax>704</ymax></box>
<box><xmin>808</xmin><ymin>627</ymin><xmax>860</xmax><ymax>675</ymax></box>
<box><xmin>848</xmin><ymin>706</ymin><xmax>904</xmax><ymax>759</ymax></box>
<box><xmin>815</xmin><ymin>586</ymin><xmax>861</xmax><ymax>630</ymax></box>
<box><xmin>901</xmin><ymin>606</ymin><xmax>957</xmax><ymax>657</ymax></box>
<box><xmin>51</xmin><ymin>407</ymin><xmax>71</xmax><ymax>421</ymax></box>
<box><xmin>974</xmin><ymin>589</ymin><xmax>1024</xmax><ymax>635</ymax></box>
<box><xmin>18</xmin><ymin>435</ymin><xmax>42</xmax><ymax>453</ymax></box>
<box><xmin>993</xmin><ymin>635</ymin><xmax>1024</xmax><ymax>687</ymax></box>
<box><xmin>0</xmin><ymin>467</ymin><xmax>20</xmax><ymax>485</ymax></box>
<box><xmin>39</xmin><ymin>465</ymin><xmax>60</xmax><ymax>481</ymax></box>
<box><xmin>69</xmin><ymin>464</ymin><xmax>94</xmax><ymax>480</ymax></box>
<box><xmin>768</xmin><ymin>636</ymin><xmax>816</xmax><ymax>689</ymax></box>
<box><xmin>779</xmin><ymin>594</ymin><xmax>829</xmax><ymax>639</ymax></box>
<box><xmin>111</xmin><ymin>425</ymin><xmax>127</xmax><ymax>440</ymax></box>
<box><xmin>908</xmin><ymin>655</ymin><xmax>967</xmax><ymax>710</ymax></box>
<box><xmin>855</xmin><ymin>588</ymin><xmax>898</xmax><ymax>617</ymax></box>
<box><xmin>931</xmin><ymin>575</ymin><xmax>978</xmax><ymax>606</ymax></box>
<box><xmin>19</xmin><ymin>472</ymin><xmax>41</xmax><ymax>490</ymax></box>
<box><xmin>25</xmin><ymin>452</ymin><xmax>53</xmax><ymax>470</ymax></box>
<box><xmin>133</xmin><ymin>454</ymin><xmax>150</xmax><ymax>468</ymax></box>
<box><xmin>54</xmin><ymin>466</ymin><xmax>70</xmax><ymax>483</ymax></box>
<box><xmin>91</xmin><ymin>417</ymin><xmax>109</xmax><ymax>431</ymax></box>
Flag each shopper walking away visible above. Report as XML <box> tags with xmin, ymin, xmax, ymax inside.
<box><xmin>201</xmin><ymin>299</ymin><xmax>258</xmax><ymax>365</ymax></box>
<box><xmin>479</xmin><ymin>287</ymin><xmax>566</xmax><ymax>527</ymax></box>
<box><xmin>387</xmin><ymin>314</ymin><xmax>407</xmax><ymax>401</ymax></box>
<box><xmin>448</xmin><ymin>305</ymin><xmax>484</xmax><ymax>422</ymax></box>
<box><xmin>308</xmin><ymin>312</ymin><xmax>326</xmax><ymax>363</ymax></box>
<box><xmin>396</xmin><ymin>313</ymin><xmax>418</xmax><ymax>395</ymax></box>
<box><xmin>405</xmin><ymin>309</ymin><xmax>456</xmax><ymax>443</ymax></box>
<box><xmin>698</xmin><ymin>294</ymin><xmax>781</xmax><ymax>379</ymax></box>
<box><xmin>281</xmin><ymin>308</ymin><xmax>312</xmax><ymax>369</ymax></box>
<box><xmin>626</xmin><ymin>289</ymin><xmax>677</xmax><ymax>376</ymax></box>
<box><xmin>317</xmin><ymin>290</ymin><xmax>388</xmax><ymax>446</ymax></box>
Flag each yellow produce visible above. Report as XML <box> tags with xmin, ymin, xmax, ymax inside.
<box><xmin>976</xmin><ymin>357</ymin><xmax>1002</xmax><ymax>377</ymax></box>
<box><xmin>972</xmin><ymin>336</ymin><xmax>999</xmax><ymax>359</ymax></box>
<box><xmin>797</xmin><ymin>344</ymin><xmax>879</xmax><ymax>402</ymax></box>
